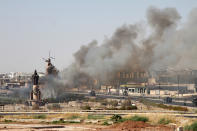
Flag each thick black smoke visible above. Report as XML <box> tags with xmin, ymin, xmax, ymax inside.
<box><xmin>43</xmin><ymin>7</ymin><xmax>197</xmax><ymax>97</ymax></box>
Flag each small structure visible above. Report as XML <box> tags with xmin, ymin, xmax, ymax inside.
<box><xmin>163</xmin><ymin>97</ymin><xmax>172</xmax><ymax>103</ymax></box>
<box><xmin>89</xmin><ymin>90</ymin><xmax>96</xmax><ymax>96</ymax></box>
<box><xmin>192</xmin><ymin>98</ymin><xmax>197</xmax><ymax>106</ymax></box>
<box><xmin>120</xmin><ymin>83</ymin><xmax>147</xmax><ymax>95</ymax></box>
<box><xmin>100</xmin><ymin>85</ymin><xmax>118</xmax><ymax>95</ymax></box>
<box><xmin>148</xmin><ymin>85</ymin><xmax>188</xmax><ymax>96</ymax></box>
<box><xmin>0</xmin><ymin>104</ymin><xmax>5</xmax><ymax>111</ymax></box>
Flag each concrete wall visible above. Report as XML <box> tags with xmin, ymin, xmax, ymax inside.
<box><xmin>150</xmin><ymin>90</ymin><xmax>177</xmax><ymax>96</ymax></box>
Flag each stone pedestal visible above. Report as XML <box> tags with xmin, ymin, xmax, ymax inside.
<box><xmin>32</xmin><ymin>85</ymin><xmax>39</xmax><ymax>109</ymax></box>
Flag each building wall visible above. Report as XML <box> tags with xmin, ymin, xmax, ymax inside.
<box><xmin>117</xmin><ymin>71</ymin><xmax>148</xmax><ymax>83</ymax></box>
<box><xmin>119</xmin><ymin>87</ymin><xmax>146</xmax><ymax>95</ymax></box>
<box><xmin>150</xmin><ymin>90</ymin><xmax>177</xmax><ymax>96</ymax></box>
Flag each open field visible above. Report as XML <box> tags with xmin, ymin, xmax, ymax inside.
<box><xmin>0</xmin><ymin>111</ymin><xmax>196</xmax><ymax>131</ymax></box>
<box><xmin>0</xmin><ymin>94</ymin><xmax>197</xmax><ymax>130</ymax></box>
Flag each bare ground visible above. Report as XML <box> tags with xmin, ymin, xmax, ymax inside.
<box><xmin>0</xmin><ymin>123</ymin><xmax>105</xmax><ymax>131</ymax></box>
<box><xmin>97</xmin><ymin>121</ymin><xmax>176</xmax><ymax>131</ymax></box>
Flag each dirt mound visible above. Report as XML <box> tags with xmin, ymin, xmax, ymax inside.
<box><xmin>112</xmin><ymin>121</ymin><xmax>151</xmax><ymax>129</ymax></box>
<box><xmin>98</xmin><ymin>121</ymin><xmax>175</xmax><ymax>131</ymax></box>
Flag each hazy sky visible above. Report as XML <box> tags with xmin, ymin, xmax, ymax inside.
<box><xmin>0</xmin><ymin>0</ymin><xmax>196</xmax><ymax>73</ymax></box>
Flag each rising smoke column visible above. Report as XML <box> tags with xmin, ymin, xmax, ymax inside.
<box><xmin>146</xmin><ymin>7</ymin><xmax>181</xmax><ymax>70</ymax></box>
<box><xmin>59</xmin><ymin>6</ymin><xmax>197</xmax><ymax>90</ymax></box>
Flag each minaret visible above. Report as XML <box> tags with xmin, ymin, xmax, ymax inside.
<box><xmin>31</xmin><ymin>70</ymin><xmax>41</xmax><ymax>109</ymax></box>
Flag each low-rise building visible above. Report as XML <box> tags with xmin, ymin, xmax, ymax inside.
<box><xmin>148</xmin><ymin>85</ymin><xmax>188</xmax><ymax>96</ymax></box>
<box><xmin>119</xmin><ymin>83</ymin><xmax>147</xmax><ymax>95</ymax></box>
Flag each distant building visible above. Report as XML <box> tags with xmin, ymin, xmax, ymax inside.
<box><xmin>148</xmin><ymin>84</ymin><xmax>188</xmax><ymax>96</ymax></box>
<box><xmin>119</xmin><ymin>83</ymin><xmax>147</xmax><ymax>95</ymax></box>
<box><xmin>5</xmin><ymin>82</ymin><xmax>21</xmax><ymax>88</ymax></box>
<box><xmin>100</xmin><ymin>85</ymin><xmax>114</xmax><ymax>94</ymax></box>
<box><xmin>117</xmin><ymin>71</ymin><xmax>148</xmax><ymax>84</ymax></box>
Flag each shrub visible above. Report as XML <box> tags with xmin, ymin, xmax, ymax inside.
<box><xmin>121</xmin><ymin>99</ymin><xmax>131</xmax><ymax>107</ymax></box>
<box><xmin>47</xmin><ymin>103</ymin><xmax>61</xmax><ymax>110</ymax></box>
<box><xmin>111</xmin><ymin>115</ymin><xmax>122</xmax><ymax>122</ymax></box>
<box><xmin>33</xmin><ymin>114</ymin><xmax>46</xmax><ymax>119</ymax></box>
<box><xmin>67</xmin><ymin>114</ymin><xmax>80</xmax><ymax>119</ymax></box>
<box><xmin>109</xmin><ymin>100</ymin><xmax>118</xmax><ymax>107</ymax></box>
<box><xmin>158</xmin><ymin>118</ymin><xmax>172</xmax><ymax>125</ymax></box>
<box><xmin>52</xmin><ymin>103</ymin><xmax>61</xmax><ymax>109</ymax></box>
<box><xmin>140</xmin><ymin>99</ymin><xmax>188</xmax><ymax>111</ymax></box>
<box><xmin>52</xmin><ymin>119</ymin><xmax>65</xmax><ymax>124</ymax></box>
<box><xmin>157</xmin><ymin>104</ymin><xmax>188</xmax><ymax>111</ymax></box>
<box><xmin>171</xmin><ymin>106</ymin><xmax>188</xmax><ymax>111</ymax></box>
<box><xmin>52</xmin><ymin>118</ymin><xmax>81</xmax><ymax>124</ymax></box>
<box><xmin>120</xmin><ymin>105</ymin><xmax>137</xmax><ymax>110</ymax></box>
<box><xmin>80</xmin><ymin>105</ymin><xmax>91</xmax><ymax>110</ymax></box>
<box><xmin>32</xmin><ymin>105</ymin><xmax>39</xmax><ymax>110</ymax></box>
<box><xmin>101</xmin><ymin>100</ymin><xmax>108</xmax><ymax>106</ymax></box>
<box><xmin>184</xmin><ymin>121</ymin><xmax>197</xmax><ymax>131</ymax></box>
<box><xmin>89</xmin><ymin>98</ymin><xmax>96</xmax><ymax>102</ymax></box>
<box><xmin>127</xmin><ymin>105</ymin><xmax>138</xmax><ymax>110</ymax></box>
<box><xmin>105</xmin><ymin>107</ymin><xmax>118</xmax><ymax>110</ymax></box>
<box><xmin>129</xmin><ymin>115</ymin><xmax>148</xmax><ymax>122</ymax></box>
<box><xmin>46</xmin><ymin>94</ymin><xmax>85</xmax><ymax>103</ymax></box>
<box><xmin>110</xmin><ymin>115</ymin><xmax>149</xmax><ymax>123</ymax></box>
<box><xmin>120</xmin><ymin>99</ymin><xmax>137</xmax><ymax>110</ymax></box>
<box><xmin>87</xmin><ymin>114</ymin><xmax>104</xmax><ymax>120</ymax></box>
<box><xmin>102</xmin><ymin>121</ymin><xmax>110</xmax><ymax>125</ymax></box>
<box><xmin>4</xmin><ymin>119</ymin><xmax>13</xmax><ymax>123</ymax></box>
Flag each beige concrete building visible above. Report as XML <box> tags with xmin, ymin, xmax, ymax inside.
<box><xmin>148</xmin><ymin>84</ymin><xmax>188</xmax><ymax>96</ymax></box>
<box><xmin>119</xmin><ymin>83</ymin><xmax>147</xmax><ymax>95</ymax></box>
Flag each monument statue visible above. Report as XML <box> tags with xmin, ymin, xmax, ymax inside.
<box><xmin>32</xmin><ymin>70</ymin><xmax>39</xmax><ymax>85</ymax></box>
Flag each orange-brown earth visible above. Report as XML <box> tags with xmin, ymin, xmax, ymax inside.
<box><xmin>97</xmin><ymin>121</ymin><xmax>175</xmax><ymax>131</ymax></box>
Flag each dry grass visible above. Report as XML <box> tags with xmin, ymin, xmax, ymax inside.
<box><xmin>122</xmin><ymin>113</ymin><xmax>194</xmax><ymax>127</ymax></box>
<box><xmin>146</xmin><ymin>114</ymin><xmax>176</xmax><ymax>124</ymax></box>
<box><xmin>3</xmin><ymin>114</ymin><xmax>34</xmax><ymax>119</ymax></box>
<box><xmin>1</xmin><ymin>113</ymin><xmax>195</xmax><ymax>127</ymax></box>
<box><xmin>62</xmin><ymin>113</ymin><xmax>82</xmax><ymax>119</ymax></box>
<box><xmin>44</xmin><ymin>113</ymin><xmax>86</xmax><ymax>120</ymax></box>
<box><xmin>145</xmin><ymin>114</ymin><xmax>196</xmax><ymax>127</ymax></box>
<box><xmin>2</xmin><ymin>113</ymin><xmax>83</xmax><ymax>120</ymax></box>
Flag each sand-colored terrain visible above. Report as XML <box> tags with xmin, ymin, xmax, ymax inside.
<box><xmin>0</xmin><ymin>123</ymin><xmax>103</xmax><ymax>131</ymax></box>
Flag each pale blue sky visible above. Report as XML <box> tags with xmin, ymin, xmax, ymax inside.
<box><xmin>0</xmin><ymin>0</ymin><xmax>196</xmax><ymax>73</ymax></box>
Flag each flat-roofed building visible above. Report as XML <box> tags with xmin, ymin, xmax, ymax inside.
<box><xmin>120</xmin><ymin>83</ymin><xmax>147</xmax><ymax>95</ymax></box>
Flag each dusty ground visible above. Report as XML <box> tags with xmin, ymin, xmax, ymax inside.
<box><xmin>0</xmin><ymin>122</ymin><xmax>176</xmax><ymax>131</ymax></box>
<box><xmin>97</xmin><ymin>121</ymin><xmax>176</xmax><ymax>131</ymax></box>
<box><xmin>0</xmin><ymin>112</ymin><xmax>194</xmax><ymax>131</ymax></box>
<box><xmin>0</xmin><ymin>123</ymin><xmax>104</xmax><ymax>131</ymax></box>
